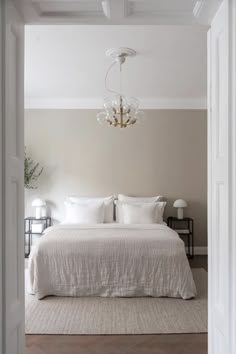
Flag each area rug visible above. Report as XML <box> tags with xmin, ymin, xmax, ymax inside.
<box><xmin>25</xmin><ymin>268</ymin><xmax>207</xmax><ymax>335</ymax></box>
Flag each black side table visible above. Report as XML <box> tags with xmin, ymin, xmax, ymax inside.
<box><xmin>167</xmin><ymin>217</ymin><xmax>194</xmax><ymax>259</ymax></box>
<box><xmin>24</xmin><ymin>216</ymin><xmax>51</xmax><ymax>258</ymax></box>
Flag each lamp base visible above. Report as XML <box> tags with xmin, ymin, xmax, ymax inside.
<box><xmin>35</xmin><ymin>207</ymin><xmax>42</xmax><ymax>219</ymax></box>
<box><xmin>177</xmin><ymin>208</ymin><xmax>184</xmax><ymax>220</ymax></box>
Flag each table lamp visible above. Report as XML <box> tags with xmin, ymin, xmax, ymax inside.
<box><xmin>32</xmin><ymin>198</ymin><xmax>46</xmax><ymax>219</ymax></box>
<box><xmin>173</xmin><ymin>199</ymin><xmax>188</xmax><ymax>220</ymax></box>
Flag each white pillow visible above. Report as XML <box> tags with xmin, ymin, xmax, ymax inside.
<box><xmin>116</xmin><ymin>201</ymin><xmax>166</xmax><ymax>224</ymax></box>
<box><xmin>64</xmin><ymin>201</ymin><xmax>105</xmax><ymax>224</ymax></box>
<box><xmin>155</xmin><ymin>202</ymin><xmax>167</xmax><ymax>224</ymax></box>
<box><xmin>122</xmin><ymin>203</ymin><xmax>157</xmax><ymax>224</ymax></box>
<box><xmin>118</xmin><ymin>194</ymin><xmax>163</xmax><ymax>203</ymax></box>
<box><xmin>68</xmin><ymin>196</ymin><xmax>114</xmax><ymax>223</ymax></box>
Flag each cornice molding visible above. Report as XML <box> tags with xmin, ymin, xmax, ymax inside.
<box><xmin>25</xmin><ymin>96</ymin><xmax>207</xmax><ymax>110</ymax></box>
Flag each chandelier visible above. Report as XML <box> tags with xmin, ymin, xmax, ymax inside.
<box><xmin>97</xmin><ymin>48</ymin><xmax>145</xmax><ymax>128</ymax></box>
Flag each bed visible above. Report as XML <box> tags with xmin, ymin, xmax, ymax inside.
<box><xmin>28</xmin><ymin>223</ymin><xmax>197</xmax><ymax>300</ymax></box>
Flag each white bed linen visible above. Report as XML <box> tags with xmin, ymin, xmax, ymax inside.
<box><xmin>115</xmin><ymin>201</ymin><xmax>166</xmax><ymax>224</ymax></box>
<box><xmin>68</xmin><ymin>196</ymin><xmax>114</xmax><ymax>223</ymax></box>
<box><xmin>64</xmin><ymin>201</ymin><xmax>105</xmax><ymax>224</ymax></box>
<box><xmin>28</xmin><ymin>224</ymin><xmax>196</xmax><ymax>300</ymax></box>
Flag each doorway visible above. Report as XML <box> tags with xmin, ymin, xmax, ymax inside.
<box><xmin>3</xmin><ymin>0</ymin><xmax>234</xmax><ymax>353</ymax></box>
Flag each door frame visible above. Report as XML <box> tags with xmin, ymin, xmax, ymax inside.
<box><xmin>1</xmin><ymin>1</ymin><xmax>236</xmax><ymax>354</ymax></box>
<box><xmin>1</xmin><ymin>1</ymin><xmax>25</xmax><ymax>353</ymax></box>
<box><xmin>0</xmin><ymin>1</ymin><xmax>3</xmax><ymax>350</ymax></box>
<box><xmin>228</xmin><ymin>0</ymin><xmax>236</xmax><ymax>350</ymax></box>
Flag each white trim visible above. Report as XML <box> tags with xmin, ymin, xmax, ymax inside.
<box><xmin>208</xmin><ymin>2</ymin><xmax>232</xmax><ymax>353</ymax></box>
<box><xmin>193</xmin><ymin>1</ymin><xmax>206</xmax><ymax>18</ymax></box>
<box><xmin>3</xmin><ymin>2</ymin><xmax>25</xmax><ymax>353</ymax></box>
<box><xmin>193</xmin><ymin>0</ymin><xmax>223</xmax><ymax>25</ymax></box>
<box><xmin>24</xmin><ymin>96</ymin><xmax>207</xmax><ymax>110</ymax></box>
<box><xmin>0</xmin><ymin>1</ymin><xmax>3</xmax><ymax>352</ymax></box>
<box><xmin>207</xmin><ymin>16</ymin><xmax>213</xmax><ymax>354</ymax></box>
<box><xmin>229</xmin><ymin>0</ymin><xmax>236</xmax><ymax>351</ymax></box>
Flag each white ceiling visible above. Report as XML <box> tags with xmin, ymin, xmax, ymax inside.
<box><xmin>18</xmin><ymin>0</ymin><xmax>222</xmax><ymax>25</ymax></box>
<box><xmin>25</xmin><ymin>25</ymin><xmax>207</xmax><ymax>109</ymax></box>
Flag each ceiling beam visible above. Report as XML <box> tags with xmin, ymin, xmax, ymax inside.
<box><xmin>102</xmin><ymin>0</ymin><xmax>129</xmax><ymax>20</ymax></box>
<box><xmin>14</xmin><ymin>0</ymin><xmax>39</xmax><ymax>23</ymax></box>
<box><xmin>193</xmin><ymin>0</ymin><xmax>223</xmax><ymax>24</ymax></box>
<box><xmin>14</xmin><ymin>0</ymin><xmax>220</xmax><ymax>25</ymax></box>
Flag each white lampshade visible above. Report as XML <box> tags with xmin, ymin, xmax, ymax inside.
<box><xmin>173</xmin><ymin>199</ymin><xmax>188</xmax><ymax>208</ymax></box>
<box><xmin>32</xmin><ymin>198</ymin><xmax>46</xmax><ymax>207</ymax></box>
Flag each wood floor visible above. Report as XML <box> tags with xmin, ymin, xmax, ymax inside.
<box><xmin>25</xmin><ymin>256</ymin><xmax>208</xmax><ymax>354</ymax></box>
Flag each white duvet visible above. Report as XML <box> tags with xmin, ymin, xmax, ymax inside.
<box><xmin>28</xmin><ymin>224</ymin><xmax>197</xmax><ymax>300</ymax></box>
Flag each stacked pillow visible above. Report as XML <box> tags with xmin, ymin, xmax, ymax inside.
<box><xmin>63</xmin><ymin>194</ymin><xmax>166</xmax><ymax>225</ymax></box>
<box><xmin>117</xmin><ymin>194</ymin><xmax>163</xmax><ymax>203</ymax></box>
<box><xmin>64</xmin><ymin>196</ymin><xmax>114</xmax><ymax>224</ymax></box>
<box><xmin>116</xmin><ymin>194</ymin><xmax>166</xmax><ymax>225</ymax></box>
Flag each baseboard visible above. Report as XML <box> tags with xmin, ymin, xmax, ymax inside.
<box><xmin>195</xmin><ymin>247</ymin><xmax>208</xmax><ymax>255</ymax></box>
<box><xmin>185</xmin><ymin>247</ymin><xmax>208</xmax><ymax>255</ymax></box>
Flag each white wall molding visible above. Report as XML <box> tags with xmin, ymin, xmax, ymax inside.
<box><xmin>25</xmin><ymin>96</ymin><xmax>207</xmax><ymax>110</ymax></box>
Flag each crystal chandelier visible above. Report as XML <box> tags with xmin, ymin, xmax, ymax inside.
<box><xmin>97</xmin><ymin>48</ymin><xmax>145</xmax><ymax>128</ymax></box>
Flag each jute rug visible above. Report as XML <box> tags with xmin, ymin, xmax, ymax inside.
<box><xmin>25</xmin><ymin>268</ymin><xmax>207</xmax><ymax>335</ymax></box>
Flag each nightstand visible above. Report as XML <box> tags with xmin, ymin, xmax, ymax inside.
<box><xmin>24</xmin><ymin>216</ymin><xmax>51</xmax><ymax>258</ymax></box>
<box><xmin>167</xmin><ymin>216</ymin><xmax>194</xmax><ymax>259</ymax></box>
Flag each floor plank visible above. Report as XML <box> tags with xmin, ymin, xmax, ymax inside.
<box><xmin>25</xmin><ymin>255</ymin><xmax>208</xmax><ymax>354</ymax></box>
<box><xmin>26</xmin><ymin>334</ymin><xmax>207</xmax><ymax>354</ymax></box>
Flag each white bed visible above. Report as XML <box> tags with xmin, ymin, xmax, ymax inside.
<box><xmin>28</xmin><ymin>223</ymin><xmax>196</xmax><ymax>300</ymax></box>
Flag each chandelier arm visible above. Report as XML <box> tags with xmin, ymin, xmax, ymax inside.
<box><xmin>105</xmin><ymin>61</ymin><xmax>122</xmax><ymax>95</ymax></box>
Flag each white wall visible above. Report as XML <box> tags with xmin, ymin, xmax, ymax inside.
<box><xmin>24</xmin><ymin>109</ymin><xmax>207</xmax><ymax>247</ymax></box>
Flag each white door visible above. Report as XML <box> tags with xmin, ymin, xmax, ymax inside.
<box><xmin>208</xmin><ymin>1</ymin><xmax>231</xmax><ymax>353</ymax></box>
<box><xmin>1</xmin><ymin>1</ymin><xmax>25</xmax><ymax>354</ymax></box>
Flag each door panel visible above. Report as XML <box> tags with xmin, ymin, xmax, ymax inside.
<box><xmin>208</xmin><ymin>1</ymin><xmax>230</xmax><ymax>353</ymax></box>
<box><xmin>2</xmin><ymin>1</ymin><xmax>25</xmax><ymax>354</ymax></box>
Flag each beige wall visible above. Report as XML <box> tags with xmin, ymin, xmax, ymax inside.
<box><xmin>24</xmin><ymin>109</ymin><xmax>207</xmax><ymax>247</ymax></box>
